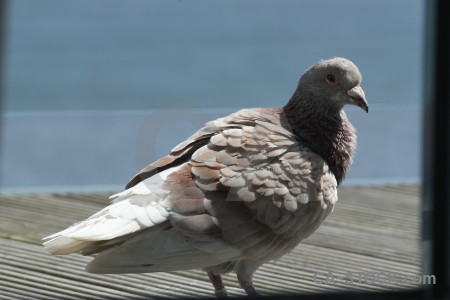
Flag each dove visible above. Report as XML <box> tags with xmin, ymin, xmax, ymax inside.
<box><xmin>43</xmin><ymin>57</ymin><xmax>368</xmax><ymax>297</ymax></box>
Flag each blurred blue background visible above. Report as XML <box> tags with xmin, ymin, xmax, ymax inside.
<box><xmin>0</xmin><ymin>0</ymin><xmax>423</xmax><ymax>191</ymax></box>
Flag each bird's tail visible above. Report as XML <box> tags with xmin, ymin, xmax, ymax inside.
<box><xmin>43</xmin><ymin>181</ymin><xmax>170</xmax><ymax>255</ymax></box>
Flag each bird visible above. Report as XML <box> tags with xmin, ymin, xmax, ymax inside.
<box><xmin>43</xmin><ymin>57</ymin><xmax>368</xmax><ymax>297</ymax></box>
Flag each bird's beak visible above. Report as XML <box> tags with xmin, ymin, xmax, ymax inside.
<box><xmin>347</xmin><ymin>86</ymin><xmax>369</xmax><ymax>113</ymax></box>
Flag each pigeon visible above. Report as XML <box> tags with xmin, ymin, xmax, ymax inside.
<box><xmin>43</xmin><ymin>57</ymin><xmax>368</xmax><ymax>297</ymax></box>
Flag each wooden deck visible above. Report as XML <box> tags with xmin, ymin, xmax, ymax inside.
<box><xmin>0</xmin><ymin>185</ymin><xmax>422</xmax><ymax>299</ymax></box>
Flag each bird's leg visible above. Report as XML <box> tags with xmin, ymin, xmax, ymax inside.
<box><xmin>207</xmin><ymin>271</ymin><xmax>228</xmax><ymax>297</ymax></box>
<box><xmin>237</xmin><ymin>274</ymin><xmax>261</xmax><ymax>296</ymax></box>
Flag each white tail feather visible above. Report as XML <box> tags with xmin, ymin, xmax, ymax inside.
<box><xmin>42</xmin><ymin>171</ymin><xmax>176</xmax><ymax>255</ymax></box>
<box><xmin>43</xmin><ymin>236</ymin><xmax>93</xmax><ymax>255</ymax></box>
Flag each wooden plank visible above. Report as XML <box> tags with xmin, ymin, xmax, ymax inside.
<box><xmin>0</xmin><ymin>185</ymin><xmax>422</xmax><ymax>298</ymax></box>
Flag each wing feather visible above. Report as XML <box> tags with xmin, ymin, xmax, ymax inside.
<box><xmin>44</xmin><ymin>107</ymin><xmax>338</xmax><ymax>271</ymax></box>
<box><xmin>43</xmin><ymin>174</ymin><xmax>173</xmax><ymax>255</ymax></box>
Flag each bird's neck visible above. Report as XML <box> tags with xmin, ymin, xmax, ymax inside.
<box><xmin>281</xmin><ymin>94</ymin><xmax>356</xmax><ymax>185</ymax></box>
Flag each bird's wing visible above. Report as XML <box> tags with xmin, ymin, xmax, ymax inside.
<box><xmin>44</xmin><ymin>108</ymin><xmax>337</xmax><ymax>273</ymax></box>
<box><xmin>90</xmin><ymin>109</ymin><xmax>339</xmax><ymax>272</ymax></box>
<box><xmin>81</xmin><ymin>110</ymin><xmax>293</xmax><ymax>273</ymax></box>
<box><xmin>191</xmin><ymin>110</ymin><xmax>339</xmax><ymax>213</ymax></box>
<box><xmin>182</xmin><ymin>114</ymin><xmax>338</xmax><ymax>261</ymax></box>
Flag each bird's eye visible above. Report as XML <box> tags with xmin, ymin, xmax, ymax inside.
<box><xmin>325</xmin><ymin>73</ymin><xmax>338</xmax><ymax>86</ymax></box>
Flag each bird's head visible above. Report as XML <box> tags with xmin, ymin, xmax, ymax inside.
<box><xmin>296</xmin><ymin>57</ymin><xmax>368</xmax><ymax>113</ymax></box>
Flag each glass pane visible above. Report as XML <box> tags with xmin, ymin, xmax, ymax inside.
<box><xmin>0</xmin><ymin>0</ymin><xmax>424</xmax><ymax>297</ymax></box>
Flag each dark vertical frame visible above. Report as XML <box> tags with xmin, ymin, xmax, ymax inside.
<box><xmin>423</xmin><ymin>0</ymin><xmax>450</xmax><ymax>298</ymax></box>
